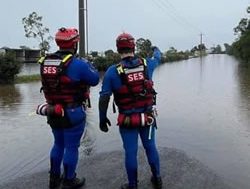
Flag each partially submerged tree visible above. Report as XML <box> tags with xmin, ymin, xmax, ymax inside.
<box><xmin>0</xmin><ymin>52</ymin><xmax>21</xmax><ymax>84</ymax></box>
<box><xmin>231</xmin><ymin>6</ymin><xmax>250</xmax><ymax>63</ymax></box>
<box><xmin>164</xmin><ymin>47</ymin><xmax>189</xmax><ymax>62</ymax></box>
<box><xmin>211</xmin><ymin>44</ymin><xmax>223</xmax><ymax>54</ymax></box>
<box><xmin>22</xmin><ymin>12</ymin><xmax>53</xmax><ymax>55</ymax></box>
<box><xmin>224</xmin><ymin>43</ymin><xmax>232</xmax><ymax>55</ymax></box>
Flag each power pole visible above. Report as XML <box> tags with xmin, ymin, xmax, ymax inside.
<box><xmin>79</xmin><ymin>0</ymin><xmax>85</xmax><ymax>57</ymax></box>
<box><xmin>86</xmin><ymin>0</ymin><xmax>89</xmax><ymax>55</ymax></box>
<box><xmin>199</xmin><ymin>33</ymin><xmax>203</xmax><ymax>57</ymax></box>
<box><xmin>200</xmin><ymin>33</ymin><xmax>203</xmax><ymax>46</ymax></box>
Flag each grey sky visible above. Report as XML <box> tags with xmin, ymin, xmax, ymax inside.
<box><xmin>1</xmin><ymin>0</ymin><xmax>249</xmax><ymax>52</ymax></box>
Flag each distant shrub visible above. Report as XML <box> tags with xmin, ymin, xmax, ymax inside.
<box><xmin>0</xmin><ymin>52</ymin><xmax>21</xmax><ymax>84</ymax></box>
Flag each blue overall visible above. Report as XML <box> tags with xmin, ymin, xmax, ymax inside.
<box><xmin>49</xmin><ymin>53</ymin><xmax>99</xmax><ymax>179</ymax></box>
<box><xmin>99</xmin><ymin>49</ymin><xmax>161</xmax><ymax>187</ymax></box>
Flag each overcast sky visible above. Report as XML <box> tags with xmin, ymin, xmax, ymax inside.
<box><xmin>1</xmin><ymin>0</ymin><xmax>249</xmax><ymax>52</ymax></box>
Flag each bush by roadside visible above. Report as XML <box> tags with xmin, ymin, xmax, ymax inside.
<box><xmin>0</xmin><ymin>52</ymin><xmax>21</xmax><ymax>84</ymax></box>
<box><xmin>14</xmin><ymin>74</ymin><xmax>41</xmax><ymax>83</ymax></box>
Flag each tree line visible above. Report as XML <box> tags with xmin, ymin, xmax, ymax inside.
<box><xmin>229</xmin><ymin>6</ymin><xmax>250</xmax><ymax>63</ymax></box>
<box><xmin>1</xmin><ymin>7</ymin><xmax>250</xmax><ymax>84</ymax></box>
<box><xmin>92</xmin><ymin>39</ymin><xmax>191</xmax><ymax>71</ymax></box>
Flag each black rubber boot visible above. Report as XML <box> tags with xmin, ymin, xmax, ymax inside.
<box><xmin>49</xmin><ymin>173</ymin><xmax>62</xmax><ymax>189</ymax></box>
<box><xmin>151</xmin><ymin>176</ymin><xmax>162</xmax><ymax>189</ymax></box>
<box><xmin>121</xmin><ymin>183</ymin><xmax>138</xmax><ymax>189</ymax></box>
<box><xmin>62</xmin><ymin>177</ymin><xmax>86</xmax><ymax>189</ymax></box>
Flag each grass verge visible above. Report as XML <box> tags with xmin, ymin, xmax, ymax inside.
<box><xmin>15</xmin><ymin>74</ymin><xmax>41</xmax><ymax>83</ymax></box>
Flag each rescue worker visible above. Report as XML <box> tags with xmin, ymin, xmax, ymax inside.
<box><xmin>37</xmin><ymin>27</ymin><xmax>99</xmax><ymax>189</ymax></box>
<box><xmin>98</xmin><ymin>32</ymin><xmax>162</xmax><ymax>189</ymax></box>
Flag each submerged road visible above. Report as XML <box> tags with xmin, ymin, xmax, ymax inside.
<box><xmin>0</xmin><ymin>147</ymin><xmax>230</xmax><ymax>189</ymax></box>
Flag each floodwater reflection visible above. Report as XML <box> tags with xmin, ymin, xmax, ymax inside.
<box><xmin>0</xmin><ymin>85</ymin><xmax>22</xmax><ymax>108</ymax></box>
<box><xmin>237</xmin><ymin>63</ymin><xmax>250</xmax><ymax>124</ymax></box>
<box><xmin>0</xmin><ymin>55</ymin><xmax>250</xmax><ymax>189</ymax></box>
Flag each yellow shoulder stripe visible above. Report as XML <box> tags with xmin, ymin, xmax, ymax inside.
<box><xmin>38</xmin><ymin>56</ymin><xmax>45</xmax><ymax>64</ymax></box>
<box><xmin>142</xmin><ymin>58</ymin><xmax>147</xmax><ymax>66</ymax></box>
<box><xmin>116</xmin><ymin>64</ymin><xmax>124</xmax><ymax>74</ymax></box>
<box><xmin>62</xmin><ymin>54</ymin><xmax>73</xmax><ymax>63</ymax></box>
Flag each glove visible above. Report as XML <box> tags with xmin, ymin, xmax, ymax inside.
<box><xmin>99</xmin><ymin>117</ymin><xmax>111</xmax><ymax>132</ymax></box>
<box><xmin>151</xmin><ymin>46</ymin><xmax>158</xmax><ymax>51</ymax></box>
<box><xmin>151</xmin><ymin>46</ymin><xmax>161</xmax><ymax>61</ymax></box>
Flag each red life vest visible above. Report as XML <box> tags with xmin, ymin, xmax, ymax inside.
<box><xmin>114</xmin><ymin>58</ymin><xmax>156</xmax><ymax>112</ymax></box>
<box><xmin>38</xmin><ymin>53</ymin><xmax>89</xmax><ymax>105</ymax></box>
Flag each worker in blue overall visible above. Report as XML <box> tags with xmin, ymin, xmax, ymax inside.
<box><xmin>98</xmin><ymin>32</ymin><xmax>162</xmax><ymax>189</ymax></box>
<box><xmin>37</xmin><ymin>27</ymin><xmax>99</xmax><ymax>189</ymax></box>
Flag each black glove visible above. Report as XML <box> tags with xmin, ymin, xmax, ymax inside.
<box><xmin>99</xmin><ymin>117</ymin><xmax>111</xmax><ymax>132</ymax></box>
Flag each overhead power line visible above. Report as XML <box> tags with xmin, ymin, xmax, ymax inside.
<box><xmin>160</xmin><ymin>0</ymin><xmax>202</xmax><ymax>32</ymax></box>
<box><xmin>150</xmin><ymin>0</ymin><xmax>201</xmax><ymax>33</ymax></box>
<box><xmin>149</xmin><ymin>0</ymin><xmax>217</xmax><ymax>47</ymax></box>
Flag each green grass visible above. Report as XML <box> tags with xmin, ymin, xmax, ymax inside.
<box><xmin>15</xmin><ymin>74</ymin><xmax>41</xmax><ymax>83</ymax></box>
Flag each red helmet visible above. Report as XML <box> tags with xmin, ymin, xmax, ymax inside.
<box><xmin>116</xmin><ymin>32</ymin><xmax>135</xmax><ymax>53</ymax></box>
<box><xmin>55</xmin><ymin>27</ymin><xmax>80</xmax><ymax>49</ymax></box>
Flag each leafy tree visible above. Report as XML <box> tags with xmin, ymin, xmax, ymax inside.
<box><xmin>234</xmin><ymin>18</ymin><xmax>249</xmax><ymax>36</ymax></box>
<box><xmin>232</xmin><ymin>30</ymin><xmax>250</xmax><ymax>62</ymax></box>
<box><xmin>190</xmin><ymin>44</ymin><xmax>206</xmax><ymax>56</ymax></box>
<box><xmin>104</xmin><ymin>49</ymin><xmax>115</xmax><ymax>57</ymax></box>
<box><xmin>136</xmin><ymin>38</ymin><xmax>152</xmax><ymax>58</ymax></box>
<box><xmin>224</xmin><ymin>43</ymin><xmax>232</xmax><ymax>55</ymax></box>
<box><xmin>93</xmin><ymin>56</ymin><xmax>106</xmax><ymax>71</ymax></box>
<box><xmin>234</xmin><ymin>7</ymin><xmax>250</xmax><ymax>37</ymax></box>
<box><xmin>163</xmin><ymin>47</ymin><xmax>189</xmax><ymax>62</ymax></box>
<box><xmin>93</xmin><ymin>50</ymin><xmax>120</xmax><ymax>71</ymax></box>
<box><xmin>90</xmin><ymin>51</ymin><xmax>98</xmax><ymax>57</ymax></box>
<box><xmin>0</xmin><ymin>52</ymin><xmax>21</xmax><ymax>84</ymax></box>
<box><xmin>211</xmin><ymin>44</ymin><xmax>222</xmax><ymax>54</ymax></box>
<box><xmin>198</xmin><ymin>43</ymin><xmax>206</xmax><ymax>50</ymax></box>
<box><xmin>191</xmin><ymin>46</ymin><xmax>199</xmax><ymax>53</ymax></box>
<box><xmin>231</xmin><ymin>6</ymin><xmax>250</xmax><ymax>63</ymax></box>
<box><xmin>167</xmin><ymin>47</ymin><xmax>177</xmax><ymax>54</ymax></box>
<box><xmin>22</xmin><ymin>12</ymin><xmax>53</xmax><ymax>55</ymax></box>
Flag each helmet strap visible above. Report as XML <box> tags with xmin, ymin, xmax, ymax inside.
<box><xmin>73</xmin><ymin>43</ymin><xmax>78</xmax><ymax>54</ymax></box>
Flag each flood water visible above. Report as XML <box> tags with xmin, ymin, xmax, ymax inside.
<box><xmin>0</xmin><ymin>54</ymin><xmax>250</xmax><ymax>189</ymax></box>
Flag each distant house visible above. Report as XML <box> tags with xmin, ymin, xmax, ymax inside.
<box><xmin>0</xmin><ymin>47</ymin><xmax>41</xmax><ymax>63</ymax></box>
